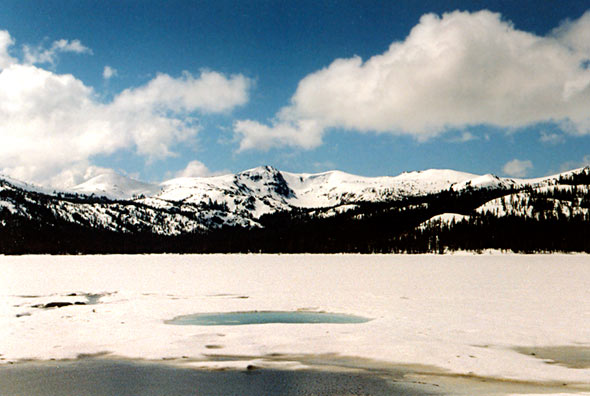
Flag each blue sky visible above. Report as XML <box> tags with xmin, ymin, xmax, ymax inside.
<box><xmin>0</xmin><ymin>1</ymin><xmax>589</xmax><ymax>186</ymax></box>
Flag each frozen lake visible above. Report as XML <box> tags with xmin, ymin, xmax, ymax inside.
<box><xmin>2</xmin><ymin>254</ymin><xmax>590</xmax><ymax>395</ymax></box>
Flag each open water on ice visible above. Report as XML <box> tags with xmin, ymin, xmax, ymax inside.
<box><xmin>166</xmin><ymin>311</ymin><xmax>372</xmax><ymax>326</ymax></box>
<box><xmin>0</xmin><ymin>359</ymin><xmax>438</xmax><ymax>396</ymax></box>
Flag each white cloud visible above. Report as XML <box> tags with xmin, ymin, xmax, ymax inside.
<box><xmin>539</xmin><ymin>131</ymin><xmax>565</xmax><ymax>145</ymax></box>
<box><xmin>103</xmin><ymin>65</ymin><xmax>117</xmax><ymax>79</ymax></box>
<box><xmin>23</xmin><ymin>38</ymin><xmax>92</xmax><ymax>65</ymax></box>
<box><xmin>52</xmin><ymin>39</ymin><xmax>91</xmax><ymax>54</ymax></box>
<box><xmin>503</xmin><ymin>159</ymin><xmax>533</xmax><ymax>177</ymax></box>
<box><xmin>174</xmin><ymin>160</ymin><xmax>228</xmax><ymax>178</ymax></box>
<box><xmin>115</xmin><ymin>70</ymin><xmax>250</xmax><ymax>114</ymax></box>
<box><xmin>0</xmin><ymin>30</ymin><xmax>16</xmax><ymax>69</ymax></box>
<box><xmin>234</xmin><ymin>118</ymin><xmax>323</xmax><ymax>151</ymax></box>
<box><xmin>551</xmin><ymin>10</ymin><xmax>590</xmax><ymax>54</ymax></box>
<box><xmin>0</xmin><ymin>31</ymin><xmax>251</xmax><ymax>186</ymax></box>
<box><xmin>450</xmin><ymin>131</ymin><xmax>477</xmax><ymax>143</ymax></box>
<box><xmin>235</xmin><ymin>10</ymin><xmax>590</xmax><ymax>150</ymax></box>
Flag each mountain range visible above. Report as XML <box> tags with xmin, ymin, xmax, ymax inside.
<box><xmin>1</xmin><ymin>165</ymin><xmax>589</xmax><ymax>253</ymax></box>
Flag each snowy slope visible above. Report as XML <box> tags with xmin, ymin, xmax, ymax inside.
<box><xmin>282</xmin><ymin>168</ymin><xmax>478</xmax><ymax>207</ymax></box>
<box><xmin>451</xmin><ymin>173</ymin><xmax>518</xmax><ymax>191</ymax></box>
<box><xmin>71</xmin><ymin>172</ymin><xmax>161</xmax><ymax>200</ymax></box>
<box><xmin>153</xmin><ymin>166</ymin><xmax>294</xmax><ymax>218</ymax></box>
<box><xmin>476</xmin><ymin>185</ymin><xmax>590</xmax><ymax>219</ymax></box>
<box><xmin>0</xmin><ymin>174</ymin><xmax>57</xmax><ymax>195</ymax></box>
<box><xmin>0</xmin><ymin>177</ymin><xmax>255</xmax><ymax>235</ymax></box>
<box><xmin>418</xmin><ymin>213</ymin><xmax>471</xmax><ymax>230</ymax></box>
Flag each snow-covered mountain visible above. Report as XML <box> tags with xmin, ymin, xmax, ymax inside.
<box><xmin>71</xmin><ymin>172</ymin><xmax>160</xmax><ymax>200</ymax></box>
<box><xmin>62</xmin><ymin>166</ymin><xmax>498</xmax><ymax>222</ymax></box>
<box><xmin>140</xmin><ymin>166</ymin><xmax>529</xmax><ymax>222</ymax></box>
<box><xmin>0</xmin><ymin>165</ymin><xmax>587</xmax><ymax>241</ymax></box>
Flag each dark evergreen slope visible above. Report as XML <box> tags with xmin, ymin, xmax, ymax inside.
<box><xmin>1</xmin><ymin>168</ymin><xmax>589</xmax><ymax>254</ymax></box>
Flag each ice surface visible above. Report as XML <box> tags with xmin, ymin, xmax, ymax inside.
<box><xmin>1</xmin><ymin>254</ymin><xmax>590</xmax><ymax>392</ymax></box>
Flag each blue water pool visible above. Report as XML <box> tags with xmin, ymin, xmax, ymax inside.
<box><xmin>165</xmin><ymin>311</ymin><xmax>371</xmax><ymax>326</ymax></box>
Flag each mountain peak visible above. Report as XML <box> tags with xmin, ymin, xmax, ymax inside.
<box><xmin>235</xmin><ymin>165</ymin><xmax>294</xmax><ymax>198</ymax></box>
<box><xmin>238</xmin><ymin>165</ymin><xmax>280</xmax><ymax>176</ymax></box>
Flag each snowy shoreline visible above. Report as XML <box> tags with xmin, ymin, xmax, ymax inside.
<box><xmin>2</xmin><ymin>254</ymin><xmax>590</xmax><ymax>394</ymax></box>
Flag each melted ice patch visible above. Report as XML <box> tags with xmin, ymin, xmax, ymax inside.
<box><xmin>166</xmin><ymin>311</ymin><xmax>371</xmax><ymax>326</ymax></box>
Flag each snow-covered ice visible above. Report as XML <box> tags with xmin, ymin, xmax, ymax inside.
<box><xmin>1</xmin><ymin>254</ymin><xmax>590</xmax><ymax>394</ymax></box>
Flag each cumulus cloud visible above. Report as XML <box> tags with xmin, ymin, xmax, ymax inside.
<box><xmin>234</xmin><ymin>118</ymin><xmax>323</xmax><ymax>151</ymax></box>
<box><xmin>23</xmin><ymin>38</ymin><xmax>92</xmax><ymax>65</ymax></box>
<box><xmin>551</xmin><ymin>10</ymin><xmax>590</xmax><ymax>54</ymax></box>
<box><xmin>503</xmin><ymin>159</ymin><xmax>533</xmax><ymax>177</ymax></box>
<box><xmin>174</xmin><ymin>160</ymin><xmax>229</xmax><ymax>178</ymax></box>
<box><xmin>103</xmin><ymin>65</ymin><xmax>117</xmax><ymax>79</ymax></box>
<box><xmin>115</xmin><ymin>70</ymin><xmax>250</xmax><ymax>114</ymax></box>
<box><xmin>0</xmin><ymin>30</ymin><xmax>251</xmax><ymax>186</ymax></box>
<box><xmin>235</xmin><ymin>10</ymin><xmax>590</xmax><ymax>151</ymax></box>
<box><xmin>0</xmin><ymin>30</ymin><xmax>16</xmax><ymax>68</ymax></box>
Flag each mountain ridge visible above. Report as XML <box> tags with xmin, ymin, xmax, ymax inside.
<box><xmin>69</xmin><ymin>165</ymin><xmax>519</xmax><ymax>201</ymax></box>
<box><xmin>1</xmin><ymin>165</ymin><xmax>589</xmax><ymax>253</ymax></box>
